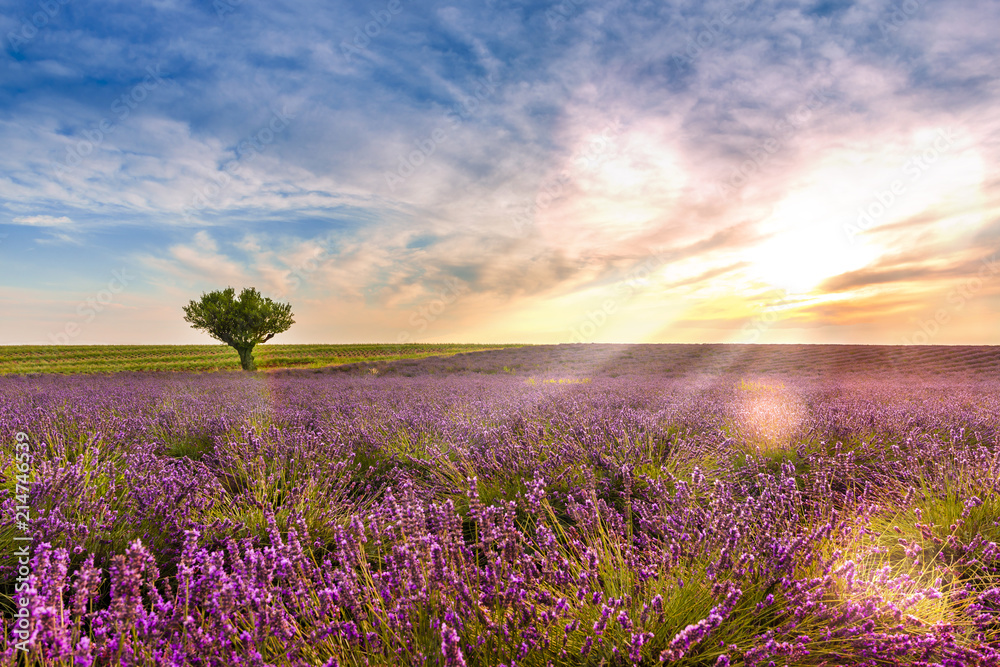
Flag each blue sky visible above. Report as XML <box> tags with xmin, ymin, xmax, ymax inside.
<box><xmin>1</xmin><ymin>0</ymin><xmax>999</xmax><ymax>345</ymax></box>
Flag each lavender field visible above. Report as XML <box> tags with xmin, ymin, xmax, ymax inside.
<box><xmin>2</xmin><ymin>345</ymin><xmax>999</xmax><ymax>666</ymax></box>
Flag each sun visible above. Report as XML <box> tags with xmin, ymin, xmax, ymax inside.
<box><xmin>745</xmin><ymin>189</ymin><xmax>881</xmax><ymax>295</ymax></box>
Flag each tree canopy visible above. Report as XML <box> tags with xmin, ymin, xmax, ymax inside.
<box><xmin>183</xmin><ymin>287</ymin><xmax>294</xmax><ymax>370</ymax></box>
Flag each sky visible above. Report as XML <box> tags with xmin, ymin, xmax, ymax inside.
<box><xmin>1</xmin><ymin>0</ymin><xmax>998</xmax><ymax>346</ymax></box>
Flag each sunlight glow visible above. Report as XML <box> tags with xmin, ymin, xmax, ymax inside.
<box><xmin>732</xmin><ymin>380</ymin><xmax>806</xmax><ymax>453</ymax></box>
<box><xmin>743</xmin><ymin>131</ymin><xmax>986</xmax><ymax>297</ymax></box>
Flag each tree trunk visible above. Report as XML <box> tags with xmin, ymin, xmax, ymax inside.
<box><xmin>235</xmin><ymin>345</ymin><xmax>256</xmax><ymax>371</ymax></box>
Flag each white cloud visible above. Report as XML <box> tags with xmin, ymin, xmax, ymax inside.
<box><xmin>10</xmin><ymin>215</ymin><xmax>73</xmax><ymax>226</ymax></box>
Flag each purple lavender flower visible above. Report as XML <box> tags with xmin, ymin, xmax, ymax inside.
<box><xmin>441</xmin><ymin>623</ymin><xmax>467</xmax><ymax>667</ymax></box>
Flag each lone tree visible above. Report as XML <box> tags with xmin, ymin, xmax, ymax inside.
<box><xmin>183</xmin><ymin>287</ymin><xmax>294</xmax><ymax>371</ymax></box>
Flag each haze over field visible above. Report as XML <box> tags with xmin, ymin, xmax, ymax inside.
<box><xmin>1</xmin><ymin>0</ymin><xmax>999</xmax><ymax>345</ymax></box>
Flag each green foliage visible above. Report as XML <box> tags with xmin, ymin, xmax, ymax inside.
<box><xmin>183</xmin><ymin>287</ymin><xmax>295</xmax><ymax>370</ymax></box>
<box><xmin>161</xmin><ymin>432</ymin><xmax>216</xmax><ymax>461</ymax></box>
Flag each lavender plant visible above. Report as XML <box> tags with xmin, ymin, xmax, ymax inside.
<box><xmin>1</xmin><ymin>355</ymin><xmax>998</xmax><ymax>666</ymax></box>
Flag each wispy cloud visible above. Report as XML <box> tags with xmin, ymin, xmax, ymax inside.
<box><xmin>10</xmin><ymin>215</ymin><xmax>73</xmax><ymax>226</ymax></box>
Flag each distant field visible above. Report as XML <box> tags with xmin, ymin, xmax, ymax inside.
<box><xmin>5</xmin><ymin>343</ymin><xmax>999</xmax><ymax>377</ymax></box>
<box><xmin>0</xmin><ymin>343</ymin><xmax>524</xmax><ymax>375</ymax></box>
<box><xmin>286</xmin><ymin>342</ymin><xmax>1000</xmax><ymax>379</ymax></box>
